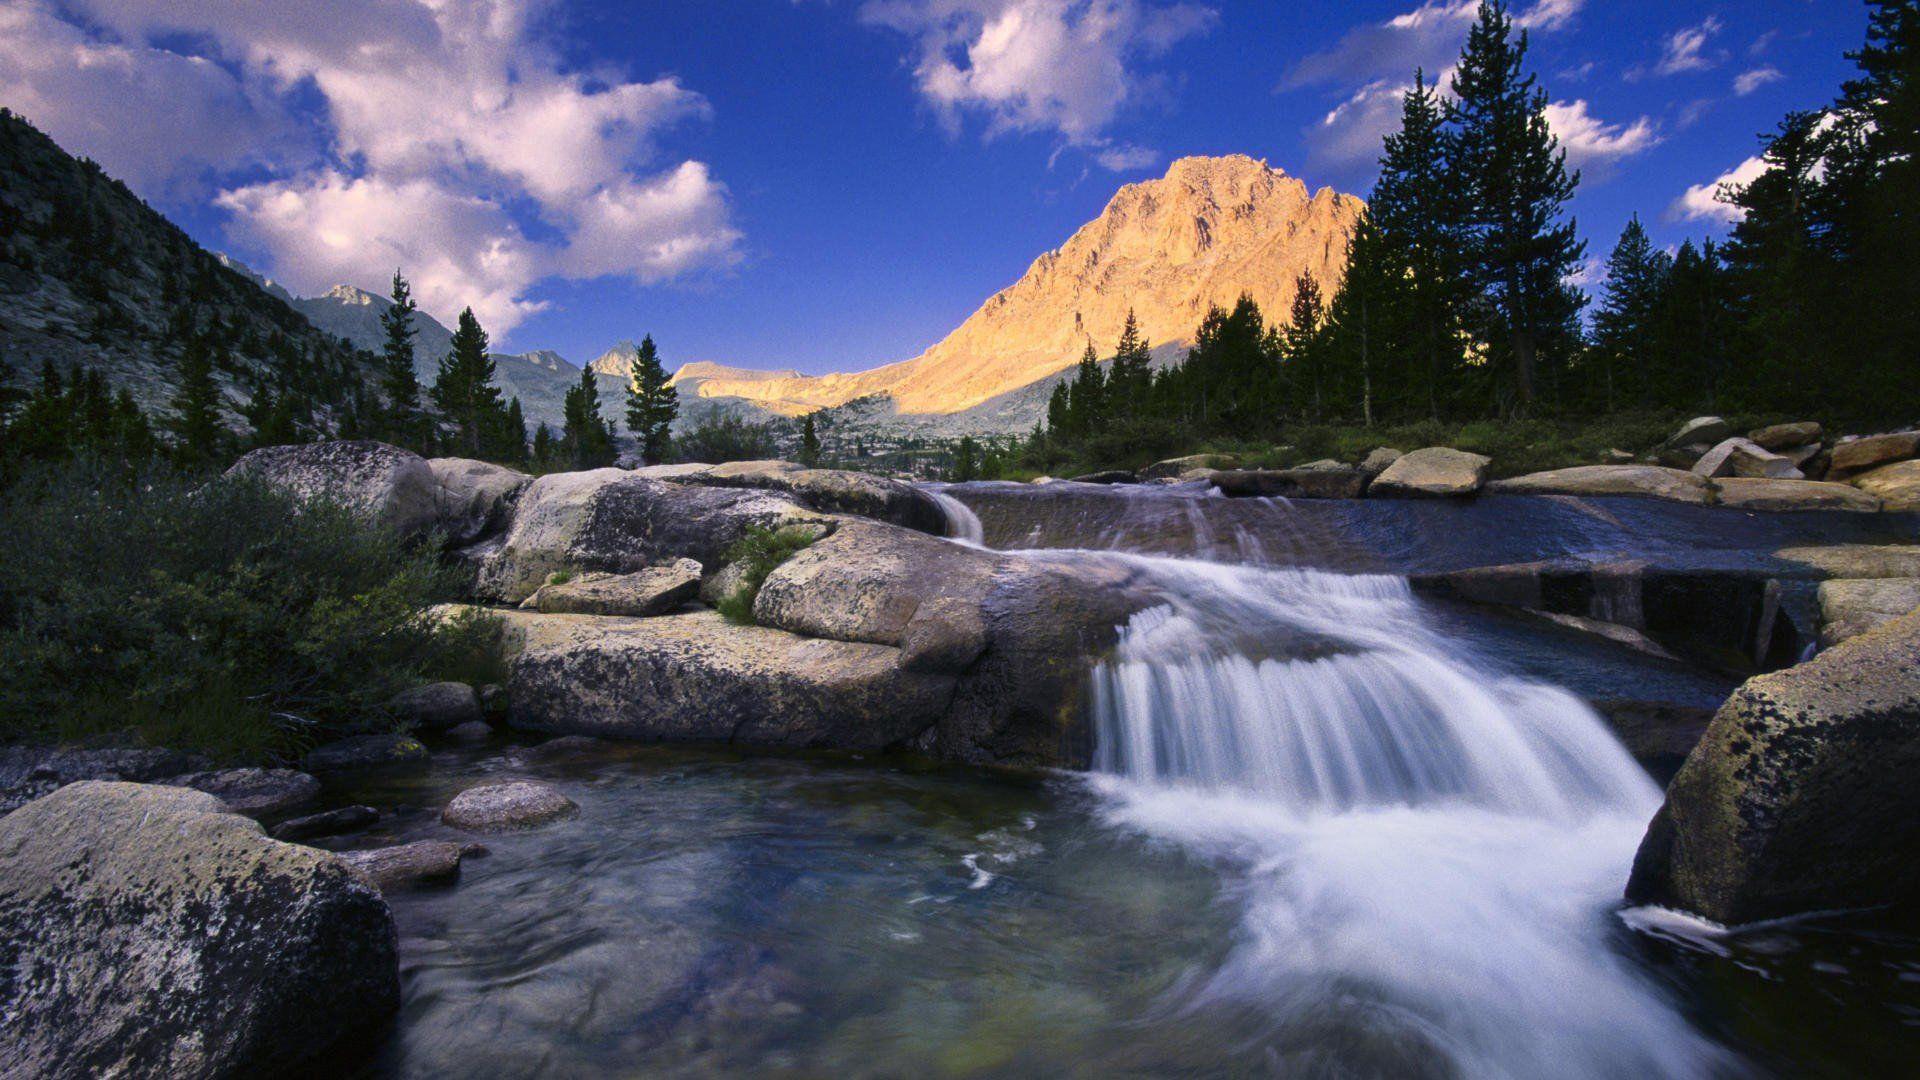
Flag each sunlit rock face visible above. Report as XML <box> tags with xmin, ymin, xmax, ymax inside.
<box><xmin>667</xmin><ymin>155</ymin><xmax>1364</xmax><ymax>419</ymax></box>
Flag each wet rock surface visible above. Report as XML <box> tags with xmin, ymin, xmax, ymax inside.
<box><xmin>442</xmin><ymin>780</ymin><xmax>579</xmax><ymax>832</ymax></box>
<box><xmin>1627</xmin><ymin>608</ymin><xmax>1920</xmax><ymax>924</ymax></box>
<box><xmin>273</xmin><ymin>804</ymin><xmax>380</xmax><ymax>842</ymax></box>
<box><xmin>341</xmin><ymin>840</ymin><xmax>470</xmax><ymax>889</ymax></box>
<box><xmin>1212</xmin><ymin>466</ymin><xmax>1369</xmax><ymax>499</ymax></box>
<box><xmin>0</xmin><ymin>781</ymin><xmax>398</xmax><ymax>1077</ymax></box>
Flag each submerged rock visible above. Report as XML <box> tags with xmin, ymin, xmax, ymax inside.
<box><xmin>0</xmin><ymin>781</ymin><xmax>398</xmax><ymax>1077</ymax></box>
<box><xmin>1369</xmin><ymin>447</ymin><xmax>1490</xmax><ymax>498</ymax></box>
<box><xmin>1488</xmin><ymin>465</ymin><xmax>1714</xmax><ymax>505</ymax></box>
<box><xmin>227</xmin><ymin>440</ymin><xmax>442</xmax><ymax>536</ymax></box>
<box><xmin>442</xmin><ymin>780</ymin><xmax>578</xmax><ymax>832</ymax></box>
<box><xmin>386</xmin><ymin>681</ymin><xmax>484</xmax><ymax>732</ymax></box>
<box><xmin>304</xmin><ymin>733</ymin><xmax>429</xmax><ymax>774</ymax></box>
<box><xmin>527</xmin><ymin>559</ymin><xmax>703</xmax><ymax>616</ymax></box>
<box><xmin>1626</xmin><ymin>608</ymin><xmax>1920</xmax><ymax>924</ymax></box>
<box><xmin>168</xmin><ymin>767</ymin><xmax>320</xmax><ymax>817</ymax></box>
<box><xmin>340</xmin><ymin>840</ymin><xmax>468</xmax><ymax>889</ymax></box>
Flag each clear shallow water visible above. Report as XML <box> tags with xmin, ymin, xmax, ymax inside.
<box><xmin>340</xmin><ymin>488</ymin><xmax>1918</xmax><ymax>1077</ymax></box>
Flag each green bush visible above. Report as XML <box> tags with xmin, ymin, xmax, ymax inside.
<box><xmin>714</xmin><ymin>525</ymin><xmax>817</xmax><ymax>625</ymax></box>
<box><xmin>0</xmin><ymin>461</ymin><xmax>482</xmax><ymax>760</ymax></box>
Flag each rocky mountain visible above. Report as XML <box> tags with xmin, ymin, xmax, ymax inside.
<box><xmin>675</xmin><ymin>155</ymin><xmax>1363</xmax><ymax>428</ymax></box>
<box><xmin>0</xmin><ymin>110</ymin><xmax>379</xmax><ymax>424</ymax></box>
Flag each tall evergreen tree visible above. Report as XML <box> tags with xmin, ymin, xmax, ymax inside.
<box><xmin>1446</xmin><ymin>1</ymin><xmax>1585</xmax><ymax>413</ymax></box>
<box><xmin>560</xmin><ymin>367</ymin><xmax>614</xmax><ymax>468</ymax></box>
<box><xmin>623</xmin><ymin>334</ymin><xmax>677</xmax><ymax>465</ymax></box>
<box><xmin>1588</xmin><ymin>215</ymin><xmax>1671</xmax><ymax>410</ymax></box>
<box><xmin>379</xmin><ymin>270</ymin><xmax>425</xmax><ymax>449</ymax></box>
<box><xmin>430</xmin><ymin>307</ymin><xmax>507</xmax><ymax>458</ymax></box>
<box><xmin>170</xmin><ymin>334</ymin><xmax>226</xmax><ymax>466</ymax></box>
<box><xmin>1107</xmin><ymin>310</ymin><xmax>1153</xmax><ymax>412</ymax></box>
<box><xmin>1282</xmin><ymin>273</ymin><xmax>1328</xmax><ymax>420</ymax></box>
<box><xmin>494</xmin><ymin>396</ymin><xmax>529</xmax><ymax>465</ymax></box>
<box><xmin>1065</xmin><ymin>342</ymin><xmax>1106</xmax><ymax>437</ymax></box>
<box><xmin>799</xmin><ymin>412</ymin><xmax>822</xmax><ymax>467</ymax></box>
<box><xmin>1375</xmin><ymin>70</ymin><xmax>1466</xmax><ymax>419</ymax></box>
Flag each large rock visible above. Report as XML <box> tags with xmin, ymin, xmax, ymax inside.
<box><xmin>168</xmin><ymin>767</ymin><xmax>320</xmax><ymax>817</ymax></box>
<box><xmin>1626</xmin><ymin>609</ymin><xmax>1920</xmax><ymax>924</ymax></box>
<box><xmin>1847</xmin><ymin>459</ymin><xmax>1920</xmax><ymax>512</ymax></box>
<box><xmin>1828</xmin><ymin>432</ymin><xmax>1920</xmax><ymax>479</ymax></box>
<box><xmin>474</xmin><ymin>468</ymin><xmax>825</xmax><ymax>603</ymax></box>
<box><xmin>1488</xmin><ymin>465</ymin><xmax>1714</xmax><ymax>505</ymax></box>
<box><xmin>500</xmin><ymin>609</ymin><xmax>958</xmax><ymax>750</ymax></box>
<box><xmin>693</xmin><ymin>462</ymin><xmax>948</xmax><ymax>534</ymax></box>
<box><xmin>1775</xmin><ymin>544</ymin><xmax>1920</xmax><ymax>579</ymax></box>
<box><xmin>385</xmin><ymin>681</ymin><xmax>484</xmax><ymax>731</ymax></box>
<box><xmin>526</xmin><ymin>559</ymin><xmax>703</xmax><ymax>616</ymax></box>
<box><xmin>1140</xmin><ymin>454</ymin><xmax>1239</xmax><ymax>480</ymax></box>
<box><xmin>442</xmin><ymin>780</ymin><xmax>578</xmax><ymax>832</ymax></box>
<box><xmin>1818</xmin><ymin>578</ymin><xmax>1920</xmax><ymax>647</ymax></box>
<box><xmin>1747</xmin><ymin>422</ymin><xmax>1822</xmax><ymax>451</ymax></box>
<box><xmin>1212</xmin><ymin>466</ymin><xmax>1369</xmax><ymax>499</ymax></box>
<box><xmin>752</xmin><ymin>521</ymin><xmax>999</xmax><ymax>674</ymax></box>
<box><xmin>427</xmin><ymin>457</ymin><xmax>530</xmax><ymax>545</ymax></box>
<box><xmin>227</xmin><ymin>440</ymin><xmax>441</xmax><ymax>536</ymax></box>
<box><xmin>1691</xmin><ymin>437</ymin><xmax>1802</xmax><ymax>480</ymax></box>
<box><xmin>1711</xmin><ymin>478</ymin><xmax>1881</xmax><ymax>513</ymax></box>
<box><xmin>1368</xmin><ymin>446</ymin><xmax>1490</xmax><ymax>498</ymax></box>
<box><xmin>1358</xmin><ymin>447</ymin><xmax>1404</xmax><ymax>476</ymax></box>
<box><xmin>1665</xmin><ymin>416</ymin><xmax>1732</xmax><ymax>448</ymax></box>
<box><xmin>0</xmin><ymin>782</ymin><xmax>398</xmax><ymax>1077</ymax></box>
<box><xmin>0</xmin><ymin>746</ymin><xmax>209</xmax><ymax>816</ymax></box>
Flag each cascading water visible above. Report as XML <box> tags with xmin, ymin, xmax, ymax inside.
<box><xmin>1003</xmin><ymin>521</ymin><xmax>1731</xmax><ymax>1075</ymax></box>
<box><xmin>929</xmin><ymin>488</ymin><xmax>985</xmax><ymax>546</ymax></box>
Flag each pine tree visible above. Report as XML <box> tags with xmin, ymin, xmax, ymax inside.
<box><xmin>1374</xmin><ymin>71</ymin><xmax>1466</xmax><ymax>420</ymax></box>
<box><xmin>1282</xmin><ymin>273</ymin><xmax>1327</xmax><ymax>420</ymax></box>
<box><xmin>799</xmin><ymin>412</ymin><xmax>821</xmax><ymax>467</ymax></box>
<box><xmin>1723</xmin><ymin>112</ymin><xmax>1837</xmax><ymax>410</ymax></box>
<box><xmin>1107</xmin><ymin>310</ymin><xmax>1153</xmax><ymax>412</ymax></box>
<box><xmin>561</xmin><ymin>367</ymin><xmax>614</xmax><ymax>468</ymax></box>
<box><xmin>951</xmin><ymin>435</ymin><xmax>981</xmax><ymax>482</ymax></box>
<box><xmin>430</xmin><ymin>307</ymin><xmax>506</xmax><ymax>458</ymax></box>
<box><xmin>531</xmin><ymin>422</ymin><xmax>559</xmax><ymax>472</ymax></box>
<box><xmin>1065</xmin><ymin>343</ymin><xmax>1106</xmax><ymax>437</ymax></box>
<box><xmin>170</xmin><ymin>334</ymin><xmax>226</xmax><ymax>466</ymax></box>
<box><xmin>1589</xmin><ymin>215</ymin><xmax>1671</xmax><ymax>410</ymax></box>
<box><xmin>623</xmin><ymin>334</ymin><xmax>677</xmax><ymax>465</ymax></box>
<box><xmin>1446</xmin><ymin>1</ymin><xmax>1585</xmax><ymax>413</ymax></box>
<box><xmin>1045</xmin><ymin>381</ymin><xmax>1071</xmax><ymax>439</ymax></box>
<box><xmin>379</xmin><ymin>270</ymin><xmax>425</xmax><ymax>450</ymax></box>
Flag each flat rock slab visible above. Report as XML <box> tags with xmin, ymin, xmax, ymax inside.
<box><xmin>1776</xmin><ymin>544</ymin><xmax>1920</xmax><ymax>579</ymax></box>
<box><xmin>1692</xmin><ymin>437</ymin><xmax>1801</xmax><ymax>480</ymax></box>
<box><xmin>1369</xmin><ymin>447</ymin><xmax>1490</xmax><ymax>498</ymax></box>
<box><xmin>0</xmin><ymin>781</ymin><xmax>398</xmax><ymax>1077</ymax></box>
<box><xmin>304</xmin><ymin>733</ymin><xmax>430</xmax><ymax>774</ymax></box>
<box><xmin>273</xmin><ymin>805</ymin><xmax>380</xmax><ymax>842</ymax></box>
<box><xmin>1818</xmin><ymin>578</ymin><xmax>1920</xmax><ymax>647</ymax></box>
<box><xmin>442</xmin><ymin>780</ymin><xmax>578</xmax><ymax>832</ymax></box>
<box><xmin>385</xmin><ymin>681</ymin><xmax>483</xmax><ymax>731</ymax></box>
<box><xmin>528</xmin><ymin>559</ymin><xmax>702</xmax><ymax>616</ymax></box>
<box><xmin>1489</xmin><ymin>465</ymin><xmax>1714</xmax><ymax>505</ymax></box>
<box><xmin>1829</xmin><ymin>432</ymin><xmax>1920</xmax><ymax>478</ymax></box>
<box><xmin>340</xmin><ymin>840</ymin><xmax>468</xmax><ymax>890</ymax></box>
<box><xmin>1712</xmin><ymin>477</ymin><xmax>1881</xmax><ymax>513</ymax></box>
<box><xmin>168</xmin><ymin>767</ymin><xmax>321</xmax><ymax>817</ymax></box>
<box><xmin>1748</xmin><ymin>422</ymin><xmax>1822</xmax><ymax>451</ymax></box>
<box><xmin>1849</xmin><ymin>460</ymin><xmax>1920</xmax><ymax>512</ymax></box>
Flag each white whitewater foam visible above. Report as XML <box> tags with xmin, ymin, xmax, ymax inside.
<box><xmin>929</xmin><ymin>488</ymin><xmax>985</xmax><ymax>546</ymax></box>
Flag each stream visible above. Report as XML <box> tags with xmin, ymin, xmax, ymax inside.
<box><xmin>349</xmin><ymin>482</ymin><xmax>1920</xmax><ymax>1077</ymax></box>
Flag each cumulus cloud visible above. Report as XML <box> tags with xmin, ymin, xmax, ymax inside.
<box><xmin>859</xmin><ymin>0</ymin><xmax>1215</xmax><ymax>163</ymax></box>
<box><xmin>1733</xmin><ymin>67</ymin><xmax>1783</xmax><ymax>96</ymax></box>
<box><xmin>1544</xmin><ymin>100</ymin><xmax>1660</xmax><ymax>167</ymax></box>
<box><xmin>1668</xmin><ymin>156</ymin><xmax>1769</xmax><ymax>224</ymax></box>
<box><xmin>2</xmin><ymin>0</ymin><xmax>741</xmax><ymax>336</ymax></box>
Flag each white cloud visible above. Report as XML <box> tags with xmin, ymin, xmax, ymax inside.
<box><xmin>1643</xmin><ymin>16</ymin><xmax>1723</xmax><ymax>78</ymax></box>
<box><xmin>1668</xmin><ymin>155</ymin><xmax>1769</xmax><ymax>224</ymax></box>
<box><xmin>859</xmin><ymin>0</ymin><xmax>1215</xmax><ymax>158</ymax></box>
<box><xmin>3</xmin><ymin>0</ymin><xmax>742</xmax><ymax>337</ymax></box>
<box><xmin>1733</xmin><ymin>67</ymin><xmax>1783</xmax><ymax>96</ymax></box>
<box><xmin>1544</xmin><ymin>100</ymin><xmax>1660</xmax><ymax>167</ymax></box>
<box><xmin>1092</xmin><ymin>141</ymin><xmax>1162</xmax><ymax>171</ymax></box>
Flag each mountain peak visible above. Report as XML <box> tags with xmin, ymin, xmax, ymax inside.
<box><xmin>322</xmin><ymin>283</ymin><xmax>382</xmax><ymax>306</ymax></box>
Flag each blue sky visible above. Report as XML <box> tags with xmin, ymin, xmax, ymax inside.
<box><xmin>0</xmin><ymin>1</ymin><xmax>1866</xmax><ymax>373</ymax></box>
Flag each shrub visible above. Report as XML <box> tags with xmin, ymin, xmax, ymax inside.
<box><xmin>675</xmin><ymin>414</ymin><xmax>779</xmax><ymax>464</ymax></box>
<box><xmin>714</xmin><ymin>525</ymin><xmax>817</xmax><ymax>625</ymax></box>
<box><xmin>0</xmin><ymin>461</ymin><xmax>478</xmax><ymax>760</ymax></box>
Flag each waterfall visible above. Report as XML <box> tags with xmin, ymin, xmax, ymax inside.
<box><xmin>1068</xmin><ymin>551</ymin><xmax>1727</xmax><ymax>1077</ymax></box>
<box><xmin>929</xmin><ymin>488</ymin><xmax>984</xmax><ymax>546</ymax></box>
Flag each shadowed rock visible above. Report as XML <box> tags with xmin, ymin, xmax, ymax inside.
<box><xmin>273</xmin><ymin>805</ymin><xmax>379</xmax><ymax>842</ymax></box>
<box><xmin>386</xmin><ymin>681</ymin><xmax>483</xmax><ymax>732</ymax></box>
<box><xmin>1212</xmin><ymin>467</ymin><xmax>1368</xmax><ymax>499</ymax></box>
<box><xmin>427</xmin><ymin>457</ymin><xmax>530</xmax><ymax>545</ymax></box>
<box><xmin>168</xmin><ymin>767</ymin><xmax>320</xmax><ymax>817</ymax></box>
<box><xmin>341</xmin><ymin>840</ymin><xmax>468</xmax><ymax>889</ymax></box>
<box><xmin>304</xmin><ymin>733</ymin><xmax>429</xmax><ymax>775</ymax></box>
<box><xmin>0</xmin><ymin>782</ymin><xmax>398</xmax><ymax>1077</ymax></box>
<box><xmin>227</xmin><ymin>440</ymin><xmax>442</xmax><ymax>535</ymax></box>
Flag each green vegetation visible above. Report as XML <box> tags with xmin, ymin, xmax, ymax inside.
<box><xmin>714</xmin><ymin>525</ymin><xmax>817</xmax><ymax>625</ymax></box>
<box><xmin>429</xmin><ymin>307</ymin><xmax>526</xmax><ymax>464</ymax></box>
<box><xmin>560</xmin><ymin>364</ymin><xmax>617</xmax><ymax>469</ymax></box>
<box><xmin>624</xmin><ymin>334</ymin><xmax>678</xmax><ymax>465</ymax></box>
<box><xmin>0</xmin><ymin>461</ymin><xmax>493</xmax><ymax>760</ymax></box>
<box><xmin>676</xmin><ymin>413</ymin><xmax>781</xmax><ymax>464</ymax></box>
<box><xmin>985</xmin><ymin>1</ymin><xmax>1919</xmax><ymax>480</ymax></box>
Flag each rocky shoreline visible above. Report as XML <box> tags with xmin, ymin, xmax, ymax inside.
<box><xmin>2</xmin><ymin>430</ymin><xmax>1917</xmax><ymax>1073</ymax></box>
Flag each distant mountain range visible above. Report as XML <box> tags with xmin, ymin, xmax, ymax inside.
<box><xmin>2</xmin><ymin>108</ymin><xmax>1362</xmax><ymax>440</ymax></box>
